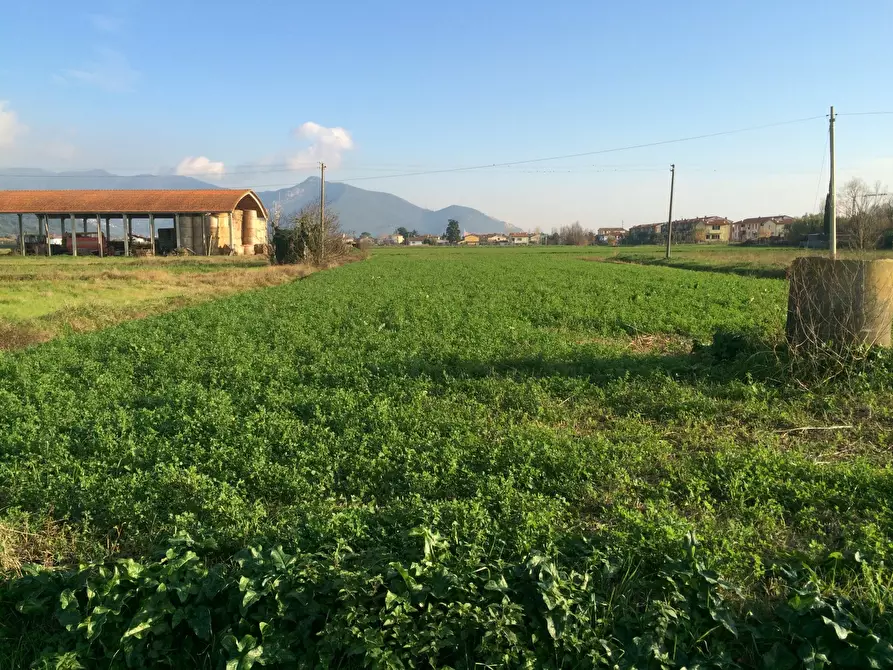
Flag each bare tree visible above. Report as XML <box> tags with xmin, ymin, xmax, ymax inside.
<box><xmin>839</xmin><ymin>178</ymin><xmax>892</xmax><ymax>250</ymax></box>
<box><xmin>272</xmin><ymin>199</ymin><xmax>348</xmax><ymax>265</ymax></box>
<box><xmin>559</xmin><ymin>221</ymin><xmax>588</xmax><ymax>246</ymax></box>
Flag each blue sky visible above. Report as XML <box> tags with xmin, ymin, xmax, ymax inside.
<box><xmin>1</xmin><ymin>0</ymin><xmax>892</xmax><ymax>229</ymax></box>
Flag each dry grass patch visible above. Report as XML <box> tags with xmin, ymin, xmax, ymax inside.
<box><xmin>0</xmin><ymin>517</ymin><xmax>84</xmax><ymax>576</ymax></box>
<box><xmin>0</xmin><ymin>257</ymin><xmax>359</xmax><ymax>350</ymax></box>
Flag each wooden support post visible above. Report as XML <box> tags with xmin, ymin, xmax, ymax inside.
<box><xmin>44</xmin><ymin>215</ymin><xmax>51</xmax><ymax>257</ymax></box>
<box><xmin>106</xmin><ymin>217</ymin><xmax>111</xmax><ymax>248</ymax></box>
<box><xmin>149</xmin><ymin>214</ymin><xmax>156</xmax><ymax>256</ymax></box>
<box><xmin>17</xmin><ymin>213</ymin><xmax>24</xmax><ymax>255</ymax></box>
<box><xmin>96</xmin><ymin>214</ymin><xmax>104</xmax><ymax>258</ymax></box>
<box><xmin>70</xmin><ymin>214</ymin><xmax>78</xmax><ymax>256</ymax></box>
<box><xmin>124</xmin><ymin>215</ymin><xmax>130</xmax><ymax>257</ymax></box>
<box><xmin>174</xmin><ymin>213</ymin><xmax>182</xmax><ymax>250</ymax></box>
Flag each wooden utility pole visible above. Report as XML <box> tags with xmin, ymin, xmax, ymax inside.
<box><xmin>665</xmin><ymin>164</ymin><xmax>676</xmax><ymax>259</ymax></box>
<box><xmin>319</xmin><ymin>162</ymin><xmax>326</xmax><ymax>264</ymax></box>
<box><xmin>828</xmin><ymin>106</ymin><xmax>837</xmax><ymax>259</ymax></box>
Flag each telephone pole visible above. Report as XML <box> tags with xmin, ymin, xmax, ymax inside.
<box><xmin>828</xmin><ymin>106</ymin><xmax>837</xmax><ymax>259</ymax></box>
<box><xmin>319</xmin><ymin>162</ymin><xmax>326</xmax><ymax>264</ymax></box>
<box><xmin>665</xmin><ymin>164</ymin><xmax>676</xmax><ymax>259</ymax></box>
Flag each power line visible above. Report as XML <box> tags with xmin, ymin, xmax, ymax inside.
<box><xmin>336</xmin><ymin>115</ymin><xmax>826</xmax><ymax>183</ymax></box>
<box><xmin>0</xmin><ymin>113</ymin><xmax>825</xmax><ymax>182</ymax></box>
<box><xmin>837</xmin><ymin>111</ymin><xmax>893</xmax><ymax>116</ymax></box>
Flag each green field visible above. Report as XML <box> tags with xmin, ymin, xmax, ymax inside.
<box><xmin>2</xmin><ymin>246</ymin><xmax>893</xmax><ymax>667</ymax></box>
<box><xmin>0</xmin><ymin>255</ymin><xmax>318</xmax><ymax>350</ymax></box>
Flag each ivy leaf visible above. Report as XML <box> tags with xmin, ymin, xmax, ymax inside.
<box><xmin>270</xmin><ymin>546</ymin><xmax>289</xmax><ymax>571</ymax></box>
<box><xmin>123</xmin><ymin>620</ymin><xmax>153</xmax><ymax>639</ymax></box>
<box><xmin>226</xmin><ymin>645</ymin><xmax>264</xmax><ymax>670</ymax></box>
<box><xmin>545</xmin><ymin>614</ymin><xmax>557</xmax><ymax>640</ymax></box>
<box><xmin>242</xmin><ymin>589</ymin><xmax>262</xmax><ymax>611</ymax></box>
<box><xmin>763</xmin><ymin>642</ymin><xmax>798</xmax><ymax>670</ymax></box>
<box><xmin>188</xmin><ymin>606</ymin><xmax>212</xmax><ymax>640</ymax></box>
<box><xmin>821</xmin><ymin>616</ymin><xmax>850</xmax><ymax>640</ymax></box>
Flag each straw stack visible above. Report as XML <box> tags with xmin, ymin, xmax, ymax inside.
<box><xmin>180</xmin><ymin>215</ymin><xmax>194</xmax><ymax>251</ymax></box>
<box><xmin>243</xmin><ymin>209</ymin><xmax>257</xmax><ymax>246</ymax></box>
<box><xmin>232</xmin><ymin>211</ymin><xmax>244</xmax><ymax>255</ymax></box>
<box><xmin>217</xmin><ymin>213</ymin><xmax>232</xmax><ymax>252</ymax></box>
<box><xmin>192</xmin><ymin>216</ymin><xmax>205</xmax><ymax>255</ymax></box>
<box><xmin>209</xmin><ymin>215</ymin><xmax>219</xmax><ymax>253</ymax></box>
<box><xmin>255</xmin><ymin>217</ymin><xmax>269</xmax><ymax>245</ymax></box>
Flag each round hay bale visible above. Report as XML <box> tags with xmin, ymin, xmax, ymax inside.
<box><xmin>192</xmin><ymin>216</ymin><xmax>206</xmax><ymax>255</ymax></box>
<box><xmin>787</xmin><ymin>257</ymin><xmax>893</xmax><ymax>348</ymax></box>
<box><xmin>179</xmin><ymin>215</ymin><xmax>194</xmax><ymax>251</ymax></box>
<box><xmin>242</xmin><ymin>210</ymin><xmax>257</xmax><ymax>246</ymax></box>
<box><xmin>209</xmin><ymin>215</ymin><xmax>219</xmax><ymax>253</ymax></box>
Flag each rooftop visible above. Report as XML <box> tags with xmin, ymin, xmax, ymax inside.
<box><xmin>0</xmin><ymin>189</ymin><xmax>268</xmax><ymax>217</ymax></box>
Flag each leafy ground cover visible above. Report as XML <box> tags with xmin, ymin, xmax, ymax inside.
<box><xmin>595</xmin><ymin>244</ymin><xmax>893</xmax><ymax>279</ymax></box>
<box><xmin>2</xmin><ymin>246</ymin><xmax>893</xmax><ymax>667</ymax></box>
<box><xmin>0</xmin><ymin>256</ymin><xmax>319</xmax><ymax>350</ymax></box>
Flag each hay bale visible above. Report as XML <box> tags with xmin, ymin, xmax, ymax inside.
<box><xmin>232</xmin><ymin>210</ymin><xmax>243</xmax><ymax>253</ymax></box>
<box><xmin>217</xmin><ymin>213</ymin><xmax>231</xmax><ymax>251</ymax></box>
<box><xmin>192</xmin><ymin>216</ymin><xmax>206</xmax><ymax>255</ymax></box>
<box><xmin>254</xmin><ymin>217</ymin><xmax>269</xmax><ymax>245</ymax></box>
<box><xmin>242</xmin><ymin>210</ymin><xmax>257</xmax><ymax>246</ymax></box>
<box><xmin>787</xmin><ymin>257</ymin><xmax>893</xmax><ymax>348</ymax></box>
<box><xmin>180</xmin><ymin>215</ymin><xmax>194</xmax><ymax>251</ymax></box>
<box><xmin>209</xmin><ymin>215</ymin><xmax>219</xmax><ymax>253</ymax></box>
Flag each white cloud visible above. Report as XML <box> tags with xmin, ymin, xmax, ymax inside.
<box><xmin>176</xmin><ymin>156</ymin><xmax>226</xmax><ymax>176</ymax></box>
<box><xmin>63</xmin><ymin>47</ymin><xmax>139</xmax><ymax>92</ymax></box>
<box><xmin>0</xmin><ymin>101</ymin><xmax>27</xmax><ymax>147</ymax></box>
<box><xmin>287</xmin><ymin>122</ymin><xmax>354</xmax><ymax>169</ymax></box>
<box><xmin>90</xmin><ymin>13</ymin><xmax>124</xmax><ymax>32</ymax></box>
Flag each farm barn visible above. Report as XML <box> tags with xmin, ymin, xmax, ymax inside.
<box><xmin>0</xmin><ymin>189</ymin><xmax>268</xmax><ymax>257</ymax></box>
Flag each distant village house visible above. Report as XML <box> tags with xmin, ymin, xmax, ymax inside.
<box><xmin>596</xmin><ymin>227</ymin><xmax>627</xmax><ymax>245</ymax></box>
<box><xmin>731</xmin><ymin>215</ymin><xmax>794</xmax><ymax>242</ymax></box>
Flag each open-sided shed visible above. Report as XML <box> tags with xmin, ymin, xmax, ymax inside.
<box><xmin>0</xmin><ymin>189</ymin><xmax>269</xmax><ymax>257</ymax></box>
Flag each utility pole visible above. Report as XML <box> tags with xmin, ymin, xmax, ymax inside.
<box><xmin>319</xmin><ymin>162</ymin><xmax>326</xmax><ymax>264</ymax></box>
<box><xmin>665</xmin><ymin>164</ymin><xmax>676</xmax><ymax>259</ymax></box>
<box><xmin>828</xmin><ymin>106</ymin><xmax>837</xmax><ymax>259</ymax></box>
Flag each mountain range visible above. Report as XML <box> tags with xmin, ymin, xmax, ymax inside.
<box><xmin>0</xmin><ymin>170</ymin><xmax>511</xmax><ymax>238</ymax></box>
<box><xmin>258</xmin><ymin>178</ymin><xmax>513</xmax><ymax>237</ymax></box>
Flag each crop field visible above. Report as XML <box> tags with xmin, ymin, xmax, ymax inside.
<box><xmin>2</xmin><ymin>246</ymin><xmax>893</xmax><ymax>667</ymax></box>
<box><xmin>0</xmin><ymin>255</ymin><xmax>318</xmax><ymax>350</ymax></box>
<box><xmin>596</xmin><ymin>244</ymin><xmax>893</xmax><ymax>279</ymax></box>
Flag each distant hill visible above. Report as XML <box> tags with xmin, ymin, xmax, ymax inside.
<box><xmin>0</xmin><ymin>171</ymin><xmax>514</xmax><ymax>239</ymax></box>
<box><xmin>0</xmin><ymin>169</ymin><xmax>215</xmax><ymax>191</ymax></box>
<box><xmin>258</xmin><ymin>178</ymin><xmax>514</xmax><ymax>237</ymax></box>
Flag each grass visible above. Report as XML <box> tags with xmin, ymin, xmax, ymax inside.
<box><xmin>0</xmin><ymin>255</ymin><xmax>320</xmax><ymax>349</ymax></box>
<box><xmin>2</xmin><ymin>245</ymin><xmax>893</xmax><ymax>666</ymax></box>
